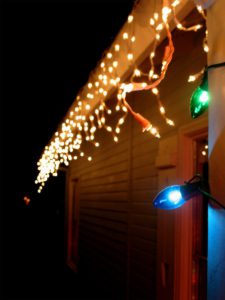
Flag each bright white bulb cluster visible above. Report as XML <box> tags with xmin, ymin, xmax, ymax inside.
<box><xmin>35</xmin><ymin>97</ymin><xmax>128</xmax><ymax>192</ymax></box>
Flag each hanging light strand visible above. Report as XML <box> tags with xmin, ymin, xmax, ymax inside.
<box><xmin>35</xmin><ymin>1</ymin><xmax>206</xmax><ymax>192</ymax></box>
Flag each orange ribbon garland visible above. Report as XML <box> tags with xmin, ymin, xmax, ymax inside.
<box><xmin>121</xmin><ymin>23</ymin><xmax>174</xmax><ymax>133</ymax></box>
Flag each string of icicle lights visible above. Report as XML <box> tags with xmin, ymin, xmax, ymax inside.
<box><xmin>36</xmin><ymin>0</ymin><xmax>208</xmax><ymax>193</ymax></box>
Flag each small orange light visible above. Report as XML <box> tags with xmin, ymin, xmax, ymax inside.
<box><xmin>23</xmin><ymin>196</ymin><xmax>31</xmax><ymax>205</ymax></box>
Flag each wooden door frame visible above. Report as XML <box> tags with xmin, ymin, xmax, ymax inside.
<box><xmin>66</xmin><ymin>175</ymin><xmax>80</xmax><ymax>272</ymax></box>
<box><xmin>173</xmin><ymin>117</ymin><xmax>208</xmax><ymax>300</ymax></box>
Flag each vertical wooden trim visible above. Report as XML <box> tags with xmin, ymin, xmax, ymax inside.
<box><xmin>174</xmin><ymin>117</ymin><xmax>208</xmax><ymax>300</ymax></box>
<box><xmin>66</xmin><ymin>175</ymin><xmax>80</xmax><ymax>272</ymax></box>
<box><xmin>126</xmin><ymin>96</ymin><xmax>134</xmax><ymax>300</ymax></box>
<box><xmin>156</xmin><ymin>135</ymin><xmax>178</xmax><ymax>300</ymax></box>
<box><xmin>65</xmin><ymin>169</ymin><xmax>69</xmax><ymax>264</ymax></box>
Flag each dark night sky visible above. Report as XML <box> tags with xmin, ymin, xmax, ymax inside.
<box><xmin>0</xmin><ymin>0</ymin><xmax>135</xmax><ymax>298</ymax></box>
<box><xmin>1</xmin><ymin>0</ymin><xmax>134</xmax><ymax>197</ymax></box>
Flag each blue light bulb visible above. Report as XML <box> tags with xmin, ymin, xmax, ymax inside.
<box><xmin>168</xmin><ymin>190</ymin><xmax>182</xmax><ymax>204</ymax></box>
<box><xmin>153</xmin><ymin>185</ymin><xmax>186</xmax><ymax>210</ymax></box>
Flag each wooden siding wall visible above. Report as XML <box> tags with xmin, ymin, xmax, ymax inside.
<box><xmin>67</xmin><ymin>23</ymin><xmax>206</xmax><ymax>299</ymax></box>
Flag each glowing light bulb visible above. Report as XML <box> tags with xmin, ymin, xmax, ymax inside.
<box><xmin>190</xmin><ymin>72</ymin><xmax>209</xmax><ymax>119</ymax></box>
<box><xmin>115</xmin><ymin>44</ymin><xmax>120</xmax><ymax>51</ymax></box>
<box><xmin>124</xmin><ymin>83</ymin><xmax>133</xmax><ymax>93</ymax></box>
<box><xmin>154</xmin><ymin>13</ymin><xmax>159</xmax><ymax>20</ymax></box>
<box><xmin>188</xmin><ymin>75</ymin><xmax>196</xmax><ymax>82</ymax></box>
<box><xmin>199</xmin><ymin>91</ymin><xmax>209</xmax><ymax>103</ymax></box>
<box><xmin>204</xmin><ymin>44</ymin><xmax>209</xmax><ymax>53</ymax></box>
<box><xmin>119</xmin><ymin>118</ymin><xmax>125</xmax><ymax>125</ymax></box>
<box><xmin>127</xmin><ymin>53</ymin><xmax>133</xmax><ymax>61</ymax></box>
<box><xmin>150</xmin><ymin>52</ymin><xmax>155</xmax><ymax>58</ymax></box>
<box><xmin>107</xmin><ymin>52</ymin><xmax>112</xmax><ymax>59</ymax></box>
<box><xmin>168</xmin><ymin>190</ymin><xmax>182</xmax><ymax>204</ymax></box>
<box><xmin>160</xmin><ymin>106</ymin><xmax>165</xmax><ymax>114</ymax></box>
<box><xmin>151</xmin><ymin>127</ymin><xmax>157</xmax><ymax>134</ymax></box>
<box><xmin>152</xmin><ymin>88</ymin><xmax>159</xmax><ymax>95</ymax></box>
<box><xmin>150</xmin><ymin>18</ymin><xmax>155</xmax><ymax>26</ymax></box>
<box><xmin>90</xmin><ymin>126</ymin><xmax>96</xmax><ymax>133</ymax></box>
<box><xmin>134</xmin><ymin>69</ymin><xmax>141</xmax><ymax>76</ymax></box>
<box><xmin>166</xmin><ymin>119</ymin><xmax>175</xmax><ymax>126</ymax></box>
<box><xmin>123</xmin><ymin>32</ymin><xmax>128</xmax><ymax>40</ymax></box>
<box><xmin>106</xmin><ymin>126</ymin><xmax>112</xmax><ymax>132</ymax></box>
<box><xmin>117</xmin><ymin>93</ymin><xmax>122</xmax><ymax>101</ymax></box>
<box><xmin>153</xmin><ymin>74</ymin><xmax>159</xmax><ymax>79</ymax></box>
<box><xmin>149</xmin><ymin>70</ymin><xmax>154</xmax><ymax>79</ymax></box>
<box><xmin>113</xmin><ymin>61</ymin><xmax>118</xmax><ymax>68</ymax></box>
<box><xmin>87</xmin><ymin>93</ymin><xmax>94</xmax><ymax>99</ymax></box>
<box><xmin>171</xmin><ymin>0</ymin><xmax>180</xmax><ymax>7</ymax></box>
<box><xmin>88</xmin><ymin>83</ymin><xmax>93</xmax><ymax>89</ymax></box>
<box><xmin>156</xmin><ymin>33</ymin><xmax>160</xmax><ymax>40</ymax></box>
<box><xmin>110</xmin><ymin>79</ymin><xmax>116</xmax><ymax>86</ymax></box>
<box><xmin>156</xmin><ymin>23</ymin><xmax>163</xmax><ymax>31</ymax></box>
<box><xmin>162</xmin><ymin>6</ymin><xmax>171</xmax><ymax>22</ymax></box>
<box><xmin>128</xmin><ymin>15</ymin><xmax>134</xmax><ymax>23</ymax></box>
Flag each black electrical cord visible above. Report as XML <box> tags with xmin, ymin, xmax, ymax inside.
<box><xmin>185</xmin><ymin>174</ymin><xmax>225</xmax><ymax>210</ymax></box>
<box><xmin>207</xmin><ymin>61</ymin><xmax>225</xmax><ymax>70</ymax></box>
<box><xmin>199</xmin><ymin>188</ymin><xmax>225</xmax><ymax>210</ymax></box>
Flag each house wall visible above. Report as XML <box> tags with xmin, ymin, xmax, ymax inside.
<box><xmin>67</xmin><ymin>20</ymin><xmax>206</xmax><ymax>299</ymax></box>
<box><xmin>207</xmin><ymin>0</ymin><xmax>225</xmax><ymax>299</ymax></box>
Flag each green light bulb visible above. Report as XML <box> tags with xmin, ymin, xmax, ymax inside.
<box><xmin>190</xmin><ymin>70</ymin><xmax>209</xmax><ymax>119</ymax></box>
<box><xmin>199</xmin><ymin>91</ymin><xmax>209</xmax><ymax>103</ymax></box>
